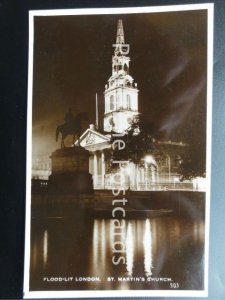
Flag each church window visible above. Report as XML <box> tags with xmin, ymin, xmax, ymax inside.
<box><xmin>126</xmin><ymin>94</ymin><xmax>131</xmax><ymax>109</ymax></box>
<box><xmin>160</xmin><ymin>156</ymin><xmax>168</xmax><ymax>167</ymax></box>
<box><xmin>110</xmin><ymin>95</ymin><xmax>114</xmax><ymax>111</ymax></box>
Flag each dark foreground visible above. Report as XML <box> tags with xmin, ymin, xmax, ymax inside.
<box><xmin>30</xmin><ymin>191</ymin><xmax>205</xmax><ymax>291</ymax></box>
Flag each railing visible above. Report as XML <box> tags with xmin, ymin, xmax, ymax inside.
<box><xmin>137</xmin><ymin>182</ymin><xmax>194</xmax><ymax>191</ymax></box>
<box><xmin>93</xmin><ymin>174</ymin><xmax>200</xmax><ymax>191</ymax></box>
<box><xmin>32</xmin><ymin>169</ymin><xmax>51</xmax><ymax>180</ymax></box>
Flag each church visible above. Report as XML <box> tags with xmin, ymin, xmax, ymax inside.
<box><xmin>75</xmin><ymin>20</ymin><xmax>200</xmax><ymax>191</ymax></box>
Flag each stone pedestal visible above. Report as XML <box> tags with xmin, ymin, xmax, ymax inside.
<box><xmin>48</xmin><ymin>146</ymin><xmax>93</xmax><ymax>193</ymax></box>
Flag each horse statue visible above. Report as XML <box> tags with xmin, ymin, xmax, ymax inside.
<box><xmin>56</xmin><ymin>112</ymin><xmax>89</xmax><ymax>148</ymax></box>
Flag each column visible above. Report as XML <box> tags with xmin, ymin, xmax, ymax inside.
<box><xmin>145</xmin><ymin>165</ymin><xmax>148</xmax><ymax>190</ymax></box>
<box><xmin>151</xmin><ymin>165</ymin><xmax>155</xmax><ymax>183</ymax></box>
<box><xmin>136</xmin><ymin>166</ymin><xmax>140</xmax><ymax>191</ymax></box>
<box><xmin>94</xmin><ymin>152</ymin><xmax>98</xmax><ymax>188</ymax></box>
<box><xmin>167</xmin><ymin>155</ymin><xmax>171</xmax><ymax>182</ymax></box>
<box><xmin>140</xmin><ymin>168</ymin><xmax>144</xmax><ymax>190</ymax></box>
<box><xmin>101</xmin><ymin>151</ymin><xmax>105</xmax><ymax>189</ymax></box>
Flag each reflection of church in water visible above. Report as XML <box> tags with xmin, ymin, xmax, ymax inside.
<box><xmin>76</xmin><ymin>20</ymin><xmax>197</xmax><ymax>191</ymax></box>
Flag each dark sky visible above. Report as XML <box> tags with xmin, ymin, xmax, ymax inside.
<box><xmin>32</xmin><ymin>9</ymin><xmax>207</xmax><ymax>157</ymax></box>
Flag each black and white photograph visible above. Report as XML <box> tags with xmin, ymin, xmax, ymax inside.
<box><xmin>23</xmin><ymin>4</ymin><xmax>213</xmax><ymax>298</ymax></box>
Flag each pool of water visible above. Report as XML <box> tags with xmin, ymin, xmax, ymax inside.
<box><xmin>30</xmin><ymin>212</ymin><xmax>205</xmax><ymax>291</ymax></box>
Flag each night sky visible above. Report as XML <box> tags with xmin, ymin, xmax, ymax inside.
<box><xmin>32</xmin><ymin>9</ymin><xmax>207</xmax><ymax>158</ymax></box>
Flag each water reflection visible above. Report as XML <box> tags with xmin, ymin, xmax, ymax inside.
<box><xmin>92</xmin><ymin>219</ymin><xmax>99</xmax><ymax>272</ymax></box>
<box><xmin>91</xmin><ymin>219</ymin><xmax>153</xmax><ymax>278</ymax></box>
<box><xmin>101</xmin><ymin>220</ymin><xmax>106</xmax><ymax>268</ymax></box>
<box><xmin>92</xmin><ymin>219</ymin><xmax>108</xmax><ymax>277</ymax></box>
<box><xmin>126</xmin><ymin>222</ymin><xmax>134</xmax><ymax>275</ymax></box>
<box><xmin>43</xmin><ymin>230</ymin><xmax>48</xmax><ymax>268</ymax></box>
<box><xmin>30</xmin><ymin>215</ymin><xmax>205</xmax><ymax>291</ymax></box>
<box><xmin>143</xmin><ymin>219</ymin><xmax>153</xmax><ymax>276</ymax></box>
<box><xmin>193</xmin><ymin>220</ymin><xmax>205</xmax><ymax>243</ymax></box>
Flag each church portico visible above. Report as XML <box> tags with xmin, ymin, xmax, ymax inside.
<box><xmin>75</xmin><ymin>125</ymin><xmax>110</xmax><ymax>190</ymax></box>
<box><xmin>90</xmin><ymin>150</ymin><xmax>106</xmax><ymax>189</ymax></box>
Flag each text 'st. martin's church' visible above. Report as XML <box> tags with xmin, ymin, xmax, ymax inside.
<box><xmin>75</xmin><ymin>20</ymin><xmax>194</xmax><ymax>191</ymax></box>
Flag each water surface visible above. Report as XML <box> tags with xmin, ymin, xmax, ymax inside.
<box><xmin>30</xmin><ymin>213</ymin><xmax>204</xmax><ymax>291</ymax></box>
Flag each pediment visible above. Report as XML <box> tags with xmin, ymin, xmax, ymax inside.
<box><xmin>75</xmin><ymin>128</ymin><xmax>110</xmax><ymax>148</ymax></box>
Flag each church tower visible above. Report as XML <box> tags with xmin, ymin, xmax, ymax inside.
<box><xmin>104</xmin><ymin>20</ymin><xmax>139</xmax><ymax>133</ymax></box>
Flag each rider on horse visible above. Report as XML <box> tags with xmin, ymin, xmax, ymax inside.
<box><xmin>56</xmin><ymin>110</ymin><xmax>89</xmax><ymax>148</ymax></box>
<box><xmin>64</xmin><ymin>108</ymin><xmax>74</xmax><ymax>130</ymax></box>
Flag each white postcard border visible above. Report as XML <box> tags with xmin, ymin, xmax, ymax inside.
<box><xmin>24</xmin><ymin>3</ymin><xmax>214</xmax><ymax>298</ymax></box>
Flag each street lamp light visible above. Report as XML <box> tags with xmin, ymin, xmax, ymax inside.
<box><xmin>144</xmin><ymin>155</ymin><xmax>158</xmax><ymax>191</ymax></box>
<box><xmin>144</xmin><ymin>155</ymin><xmax>154</xmax><ymax>190</ymax></box>
<box><xmin>144</xmin><ymin>155</ymin><xmax>154</xmax><ymax>165</ymax></box>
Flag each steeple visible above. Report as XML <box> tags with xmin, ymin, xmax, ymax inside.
<box><xmin>111</xmin><ymin>20</ymin><xmax>130</xmax><ymax>77</ymax></box>
<box><xmin>114</xmin><ymin>19</ymin><xmax>127</xmax><ymax>57</ymax></box>
<box><xmin>116</xmin><ymin>19</ymin><xmax>124</xmax><ymax>45</ymax></box>
<box><xmin>103</xmin><ymin>20</ymin><xmax>139</xmax><ymax>133</ymax></box>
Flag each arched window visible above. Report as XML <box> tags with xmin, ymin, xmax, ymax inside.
<box><xmin>110</xmin><ymin>95</ymin><xmax>114</xmax><ymax>111</ymax></box>
<box><xmin>126</xmin><ymin>94</ymin><xmax>131</xmax><ymax>109</ymax></box>
<box><xmin>124</xmin><ymin>63</ymin><xmax>128</xmax><ymax>73</ymax></box>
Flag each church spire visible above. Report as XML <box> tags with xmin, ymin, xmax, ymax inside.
<box><xmin>116</xmin><ymin>19</ymin><xmax>124</xmax><ymax>45</ymax></box>
<box><xmin>103</xmin><ymin>19</ymin><xmax>139</xmax><ymax>133</ymax></box>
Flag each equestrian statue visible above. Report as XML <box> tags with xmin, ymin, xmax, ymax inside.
<box><xmin>56</xmin><ymin>109</ymin><xmax>89</xmax><ymax>148</ymax></box>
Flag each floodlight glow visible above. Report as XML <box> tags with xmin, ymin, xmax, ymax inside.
<box><xmin>144</xmin><ymin>155</ymin><xmax>154</xmax><ymax>164</ymax></box>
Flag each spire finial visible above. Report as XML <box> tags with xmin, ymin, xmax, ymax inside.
<box><xmin>116</xmin><ymin>19</ymin><xmax>124</xmax><ymax>44</ymax></box>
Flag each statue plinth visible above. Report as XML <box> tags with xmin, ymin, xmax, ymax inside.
<box><xmin>48</xmin><ymin>146</ymin><xmax>93</xmax><ymax>193</ymax></box>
